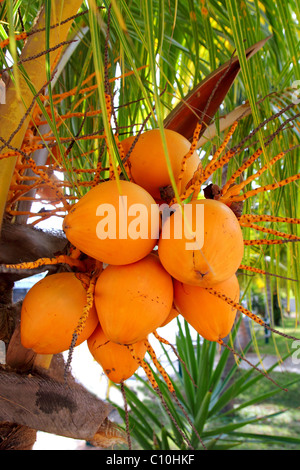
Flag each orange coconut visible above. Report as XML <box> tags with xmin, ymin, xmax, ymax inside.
<box><xmin>178</xmin><ymin>150</ymin><xmax>200</xmax><ymax>194</ymax></box>
<box><xmin>159</xmin><ymin>307</ymin><xmax>179</xmax><ymax>328</ymax></box>
<box><xmin>63</xmin><ymin>179</ymin><xmax>160</xmax><ymax>265</ymax></box>
<box><xmin>94</xmin><ymin>253</ymin><xmax>174</xmax><ymax>345</ymax></box>
<box><xmin>174</xmin><ymin>274</ymin><xmax>240</xmax><ymax>342</ymax></box>
<box><xmin>88</xmin><ymin>325</ymin><xmax>147</xmax><ymax>383</ymax></box>
<box><xmin>158</xmin><ymin>198</ymin><xmax>244</xmax><ymax>287</ymax></box>
<box><xmin>121</xmin><ymin>129</ymin><xmax>200</xmax><ymax>199</ymax></box>
<box><xmin>21</xmin><ymin>272</ymin><xmax>98</xmax><ymax>354</ymax></box>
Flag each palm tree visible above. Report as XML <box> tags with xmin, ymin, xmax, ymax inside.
<box><xmin>0</xmin><ymin>0</ymin><xmax>299</xmax><ymax>449</ymax></box>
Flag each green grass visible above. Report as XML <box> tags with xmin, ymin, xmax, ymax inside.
<box><xmin>232</xmin><ymin>370</ymin><xmax>300</xmax><ymax>450</ymax></box>
<box><xmin>215</xmin><ymin>316</ymin><xmax>300</xmax><ymax>450</ymax></box>
<box><xmin>251</xmin><ymin>315</ymin><xmax>300</xmax><ymax>358</ymax></box>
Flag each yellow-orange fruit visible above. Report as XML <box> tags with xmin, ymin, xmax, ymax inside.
<box><xmin>63</xmin><ymin>180</ymin><xmax>160</xmax><ymax>265</ymax></box>
<box><xmin>21</xmin><ymin>272</ymin><xmax>98</xmax><ymax>354</ymax></box>
<box><xmin>178</xmin><ymin>151</ymin><xmax>200</xmax><ymax>195</ymax></box>
<box><xmin>121</xmin><ymin>129</ymin><xmax>200</xmax><ymax>199</ymax></box>
<box><xmin>94</xmin><ymin>254</ymin><xmax>174</xmax><ymax>344</ymax></box>
<box><xmin>174</xmin><ymin>275</ymin><xmax>240</xmax><ymax>342</ymax></box>
<box><xmin>159</xmin><ymin>307</ymin><xmax>179</xmax><ymax>328</ymax></box>
<box><xmin>158</xmin><ymin>199</ymin><xmax>244</xmax><ymax>287</ymax></box>
<box><xmin>88</xmin><ymin>325</ymin><xmax>147</xmax><ymax>383</ymax></box>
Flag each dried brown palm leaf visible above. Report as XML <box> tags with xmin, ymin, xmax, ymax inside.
<box><xmin>163</xmin><ymin>36</ymin><xmax>271</xmax><ymax>141</ymax></box>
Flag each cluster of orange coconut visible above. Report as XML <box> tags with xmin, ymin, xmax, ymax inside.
<box><xmin>20</xmin><ymin>129</ymin><xmax>244</xmax><ymax>385</ymax></box>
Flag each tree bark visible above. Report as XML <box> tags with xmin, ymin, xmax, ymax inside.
<box><xmin>0</xmin><ymin>365</ymin><xmax>115</xmax><ymax>442</ymax></box>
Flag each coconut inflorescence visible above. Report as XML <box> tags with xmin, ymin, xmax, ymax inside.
<box><xmin>10</xmin><ymin>122</ymin><xmax>296</xmax><ymax>453</ymax></box>
<box><xmin>17</xmin><ymin>126</ymin><xmax>247</xmax><ymax>388</ymax></box>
